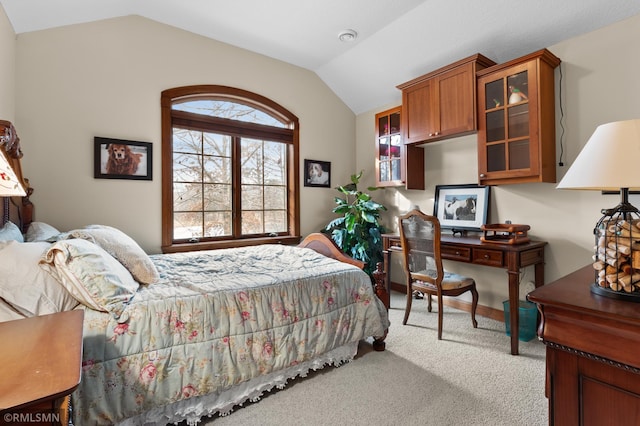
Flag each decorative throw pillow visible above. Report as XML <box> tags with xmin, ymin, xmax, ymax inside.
<box><xmin>62</xmin><ymin>224</ymin><xmax>159</xmax><ymax>284</ymax></box>
<box><xmin>0</xmin><ymin>221</ymin><xmax>24</xmax><ymax>242</ymax></box>
<box><xmin>25</xmin><ymin>222</ymin><xmax>61</xmax><ymax>242</ymax></box>
<box><xmin>0</xmin><ymin>241</ymin><xmax>78</xmax><ymax>317</ymax></box>
<box><xmin>40</xmin><ymin>238</ymin><xmax>139</xmax><ymax>321</ymax></box>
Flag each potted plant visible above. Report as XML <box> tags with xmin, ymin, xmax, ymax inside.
<box><xmin>324</xmin><ymin>171</ymin><xmax>387</xmax><ymax>279</ymax></box>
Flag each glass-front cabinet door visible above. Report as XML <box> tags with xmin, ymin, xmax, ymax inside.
<box><xmin>477</xmin><ymin>49</ymin><xmax>560</xmax><ymax>185</ymax></box>
<box><xmin>479</xmin><ymin>62</ymin><xmax>536</xmax><ymax>179</ymax></box>
<box><xmin>376</xmin><ymin>107</ymin><xmax>404</xmax><ymax>187</ymax></box>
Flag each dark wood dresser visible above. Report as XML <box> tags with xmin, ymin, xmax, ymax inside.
<box><xmin>528</xmin><ymin>265</ymin><xmax>640</xmax><ymax>425</ymax></box>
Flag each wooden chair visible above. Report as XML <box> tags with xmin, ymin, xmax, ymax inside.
<box><xmin>398</xmin><ymin>209</ymin><xmax>478</xmax><ymax>339</ymax></box>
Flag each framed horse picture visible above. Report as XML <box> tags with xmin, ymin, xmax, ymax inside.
<box><xmin>433</xmin><ymin>184</ymin><xmax>490</xmax><ymax>233</ymax></box>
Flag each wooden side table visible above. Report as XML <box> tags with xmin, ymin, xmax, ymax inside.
<box><xmin>0</xmin><ymin>310</ymin><xmax>84</xmax><ymax>426</ymax></box>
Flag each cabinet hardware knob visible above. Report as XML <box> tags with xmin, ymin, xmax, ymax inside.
<box><xmin>484</xmin><ymin>254</ymin><xmax>489</xmax><ymax>259</ymax></box>
<box><xmin>480</xmin><ymin>173</ymin><xmax>486</xmax><ymax>178</ymax></box>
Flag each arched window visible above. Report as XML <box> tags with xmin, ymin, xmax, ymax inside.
<box><xmin>161</xmin><ymin>85</ymin><xmax>300</xmax><ymax>253</ymax></box>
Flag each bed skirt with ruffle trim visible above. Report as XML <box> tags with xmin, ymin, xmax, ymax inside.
<box><xmin>107</xmin><ymin>342</ymin><xmax>358</xmax><ymax>426</ymax></box>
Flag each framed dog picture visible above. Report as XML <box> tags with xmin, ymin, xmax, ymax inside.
<box><xmin>433</xmin><ymin>184</ymin><xmax>490</xmax><ymax>233</ymax></box>
<box><xmin>304</xmin><ymin>159</ymin><xmax>331</xmax><ymax>188</ymax></box>
<box><xmin>94</xmin><ymin>137</ymin><xmax>152</xmax><ymax>180</ymax></box>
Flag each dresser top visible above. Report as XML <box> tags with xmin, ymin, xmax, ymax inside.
<box><xmin>0</xmin><ymin>310</ymin><xmax>84</xmax><ymax>410</ymax></box>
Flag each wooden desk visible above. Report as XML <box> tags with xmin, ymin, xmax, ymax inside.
<box><xmin>0</xmin><ymin>310</ymin><xmax>84</xmax><ymax>425</ymax></box>
<box><xmin>382</xmin><ymin>233</ymin><xmax>547</xmax><ymax>355</ymax></box>
<box><xmin>528</xmin><ymin>265</ymin><xmax>640</xmax><ymax>426</ymax></box>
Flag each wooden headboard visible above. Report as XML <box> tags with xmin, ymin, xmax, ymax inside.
<box><xmin>1</xmin><ymin>120</ymin><xmax>34</xmax><ymax>233</ymax></box>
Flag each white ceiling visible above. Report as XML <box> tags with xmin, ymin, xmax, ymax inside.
<box><xmin>2</xmin><ymin>0</ymin><xmax>640</xmax><ymax>114</ymax></box>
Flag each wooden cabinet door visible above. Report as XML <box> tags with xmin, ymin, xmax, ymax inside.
<box><xmin>580</xmin><ymin>356</ymin><xmax>640</xmax><ymax>426</ymax></box>
<box><xmin>375</xmin><ymin>107</ymin><xmax>424</xmax><ymax>190</ymax></box>
<box><xmin>402</xmin><ymin>78</ymin><xmax>438</xmax><ymax>144</ymax></box>
<box><xmin>477</xmin><ymin>61</ymin><xmax>540</xmax><ymax>182</ymax></box>
<box><xmin>375</xmin><ymin>107</ymin><xmax>404</xmax><ymax>187</ymax></box>
<box><xmin>548</xmin><ymin>347</ymin><xmax>640</xmax><ymax>426</ymax></box>
<box><xmin>438</xmin><ymin>63</ymin><xmax>475</xmax><ymax>137</ymax></box>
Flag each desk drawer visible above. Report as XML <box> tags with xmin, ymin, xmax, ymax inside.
<box><xmin>520</xmin><ymin>247</ymin><xmax>544</xmax><ymax>266</ymax></box>
<box><xmin>441</xmin><ymin>245</ymin><xmax>471</xmax><ymax>262</ymax></box>
<box><xmin>384</xmin><ymin>236</ymin><xmax>402</xmax><ymax>251</ymax></box>
<box><xmin>473</xmin><ymin>248</ymin><xmax>504</xmax><ymax>267</ymax></box>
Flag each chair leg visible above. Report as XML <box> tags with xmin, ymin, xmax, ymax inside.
<box><xmin>427</xmin><ymin>294</ymin><xmax>432</xmax><ymax>312</ymax></box>
<box><xmin>403</xmin><ymin>282</ymin><xmax>413</xmax><ymax>325</ymax></box>
<box><xmin>437</xmin><ymin>294</ymin><xmax>444</xmax><ymax>340</ymax></box>
<box><xmin>470</xmin><ymin>285</ymin><xmax>479</xmax><ymax>328</ymax></box>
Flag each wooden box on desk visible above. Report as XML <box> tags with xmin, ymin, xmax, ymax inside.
<box><xmin>480</xmin><ymin>223</ymin><xmax>530</xmax><ymax>245</ymax></box>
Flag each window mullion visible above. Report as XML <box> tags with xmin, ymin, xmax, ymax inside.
<box><xmin>200</xmin><ymin>132</ymin><xmax>206</xmax><ymax>239</ymax></box>
<box><xmin>262</xmin><ymin>143</ymin><xmax>267</xmax><ymax>234</ymax></box>
<box><xmin>232</xmin><ymin>136</ymin><xmax>242</xmax><ymax>237</ymax></box>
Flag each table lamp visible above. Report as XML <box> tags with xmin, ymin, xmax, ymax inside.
<box><xmin>557</xmin><ymin>118</ymin><xmax>640</xmax><ymax>300</ymax></box>
<box><xmin>0</xmin><ymin>121</ymin><xmax>27</xmax><ymax>225</ymax></box>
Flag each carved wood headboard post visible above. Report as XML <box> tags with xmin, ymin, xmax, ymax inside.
<box><xmin>0</xmin><ymin>120</ymin><xmax>33</xmax><ymax>231</ymax></box>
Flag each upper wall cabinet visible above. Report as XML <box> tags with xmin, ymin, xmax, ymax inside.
<box><xmin>375</xmin><ymin>106</ymin><xmax>403</xmax><ymax>187</ymax></box>
<box><xmin>476</xmin><ymin>49</ymin><xmax>560</xmax><ymax>185</ymax></box>
<box><xmin>397</xmin><ymin>54</ymin><xmax>496</xmax><ymax>145</ymax></box>
<box><xmin>375</xmin><ymin>106</ymin><xmax>425</xmax><ymax>190</ymax></box>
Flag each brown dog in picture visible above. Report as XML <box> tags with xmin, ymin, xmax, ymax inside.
<box><xmin>106</xmin><ymin>144</ymin><xmax>142</xmax><ymax>175</ymax></box>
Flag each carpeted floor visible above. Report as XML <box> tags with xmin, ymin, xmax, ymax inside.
<box><xmin>198</xmin><ymin>291</ymin><xmax>547</xmax><ymax>425</ymax></box>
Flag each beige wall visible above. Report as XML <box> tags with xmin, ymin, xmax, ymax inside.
<box><xmin>11</xmin><ymin>16</ymin><xmax>355</xmax><ymax>253</ymax></box>
<box><xmin>0</xmin><ymin>6</ymin><xmax>15</xmax><ymax>120</ymax></box>
<box><xmin>357</xmin><ymin>13</ymin><xmax>640</xmax><ymax>309</ymax></box>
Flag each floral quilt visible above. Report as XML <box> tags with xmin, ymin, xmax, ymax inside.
<box><xmin>72</xmin><ymin>244</ymin><xmax>388</xmax><ymax>425</ymax></box>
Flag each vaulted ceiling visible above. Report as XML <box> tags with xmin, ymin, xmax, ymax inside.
<box><xmin>2</xmin><ymin>0</ymin><xmax>640</xmax><ymax>114</ymax></box>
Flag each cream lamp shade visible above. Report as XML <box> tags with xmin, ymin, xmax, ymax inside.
<box><xmin>0</xmin><ymin>147</ymin><xmax>26</xmax><ymax>196</ymax></box>
<box><xmin>557</xmin><ymin>119</ymin><xmax>640</xmax><ymax>191</ymax></box>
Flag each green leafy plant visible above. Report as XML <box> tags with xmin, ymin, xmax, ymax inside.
<box><xmin>324</xmin><ymin>171</ymin><xmax>387</xmax><ymax>279</ymax></box>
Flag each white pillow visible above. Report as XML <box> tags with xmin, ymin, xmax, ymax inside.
<box><xmin>40</xmin><ymin>238</ymin><xmax>139</xmax><ymax>321</ymax></box>
<box><xmin>0</xmin><ymin>241</ymin><xmax>78</xmax><ymax>317</ymax></box>
<box><xmin>62</xmin><ymin>225</ymin><xmax>159</xmax><ymax>284</ymax></box>
<box><xmin>25</xmin><ymin>222</ymin><xmax>61</xmax><ymax>242</ymax></box>
<box><xmin>0</xmin><ymin>221</ymin><xmax>24</xmax><ymax>242</ymax></box>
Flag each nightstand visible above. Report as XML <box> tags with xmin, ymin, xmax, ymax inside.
<box><xmin>0</xmin><ymin>310</ymin><xmax>84</xmax><ymax>426</ymax></box>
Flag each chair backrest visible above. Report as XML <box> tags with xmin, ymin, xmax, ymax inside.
<box><xmin>398</xmin><ymin>209</ymin><xmax>443</xmax><ymax>287</ymax></box>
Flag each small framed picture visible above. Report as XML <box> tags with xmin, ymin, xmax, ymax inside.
<box><xmin>94</xmin><ymin>137</ymin><xmax>152</xmax><ymax>180</ymax></box>
<box><xmin>304</xmin><ymin>159</ymin><xmax>331</xmax><ymax>188</ymax></box>
<box><xmin>433</xmin><ymin>184</ymin><xmax>490</xmax><ymax>232</ymax></box>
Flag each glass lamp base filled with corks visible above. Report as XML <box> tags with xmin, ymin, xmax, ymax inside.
<box><xmin>592</xmin><ymin>188</ymin><xmax>640</xmax><ymax>301</ymax></box>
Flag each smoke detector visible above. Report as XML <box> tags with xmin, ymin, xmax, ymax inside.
<box><xmin>338</xmin><ymin>29</ymin><xmax>358</xmax><ymax>42</ymax></box>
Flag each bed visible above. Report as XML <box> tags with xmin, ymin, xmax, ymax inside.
<box><xmin>0</xmin><ymin>126</ymin><xmax>389</xmax><ymax>425</ymax></box>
